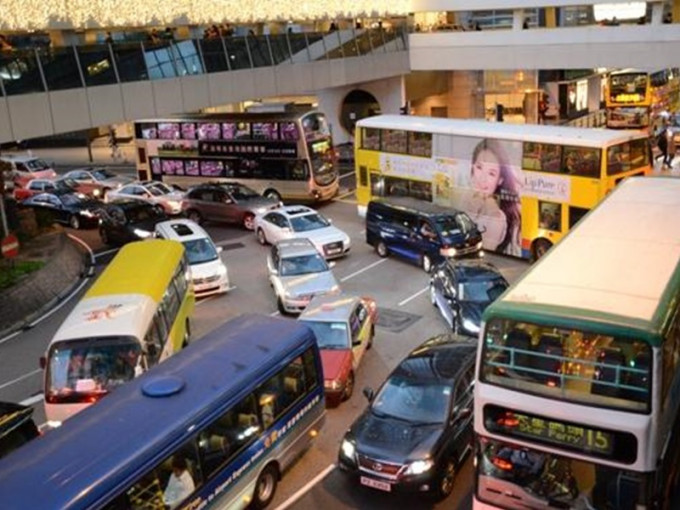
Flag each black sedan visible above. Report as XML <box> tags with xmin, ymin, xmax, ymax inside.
<box><xmin>98</xmin><ymin>200</ymin><xmax>168</xmax><ymax>246</ymax></box>
<box><xmin>21</xmin><ymin>191</ymin><xmax>101</xmax><ymax>229</ymax></box>
<box><xmin>429</xmin><ymin>259</ymin><xmax>508</xmax><ymax>336</ymax></box>
<box><xmin>338</xmin><ymin>335</ymin><xmax>476</xmax><ymax>500</ymax></box>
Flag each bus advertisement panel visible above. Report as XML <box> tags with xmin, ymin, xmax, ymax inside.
<box><xmin>473</xmin><ymin>177</ymin><xmax>680</xmax><ymax>510</ymax></box>
<box><xmin>355</xmin><ymin>115</ymin><xmax>651</xmax><ymax>261</ymax></box>
<box><xmin>135</xmin><ymin>110</ymin><xmax>339</xmax><ymax>203</ymax></box>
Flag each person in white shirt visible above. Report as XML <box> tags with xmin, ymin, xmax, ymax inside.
<box><xmin>163</xmin><ymin>456</ymin><xmax>195</xmax><ymax>509</ymax></box>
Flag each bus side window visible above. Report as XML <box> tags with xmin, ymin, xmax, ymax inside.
<box><xmin>144</xmin><ymin>313</ymin><xmax>165</xmax><ymax>364</ymax></box>
<box><xmin>302</xmin><ymin>348</ymin><xmax>319</xmax><ymax>391</ymax></box>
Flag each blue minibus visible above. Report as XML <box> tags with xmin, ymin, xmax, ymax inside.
<box><xmin>0</xmin><ymin>314</ymin><xmax>325</xmax><ymax>510</ymax></box>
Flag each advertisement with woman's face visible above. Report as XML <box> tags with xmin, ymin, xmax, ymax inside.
<box><xmin>449</xmin><ymin>138</ymin><xmax>523</xmax><ymax>256</ymax></box>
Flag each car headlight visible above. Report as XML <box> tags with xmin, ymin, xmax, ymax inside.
<box><xmin>330</xmin><ymin>285</ymin><xmax>340</xmax><ymax>293</ymax></box>
<box><xmin>404</xmin><ymin>459</ymin><xmax>434</xmax><ymax>475</ymax></box>
<box><xmin>92</xmin><ymin>189</ymin><xmax>101</xmax><ymax>197</ymax></box>
<box><xmin>325</xmin><ymin>379</ymin><xmax>342</xmax><ymax>390</ymax></box>
<box><xmin>340</xmin><ymin>439</ymin><xmax>356</xmax><ymax>460</ymax></box>
<box><xmin>476</xmin><ymin>241</ymin><xmax>483</xmax><ymax>250</ymax></box>
<box><xmin>133</xmin><ymin>228</ymin><xmax>153</xmax><ymax>239</ymax></box>
<box><xmin>80</xmin><ymin>210</ymin><xmax>95</xmax><ymax>218</ymax></box>
<box><xmin>462</xmin><ymin>318</ymin><xmax>480</xmax><ymax>333</ymax></box>
<box><xmin>216</xmin><ymin>264</ymin><xmax>228</xmax><ymax>276</ymax></box>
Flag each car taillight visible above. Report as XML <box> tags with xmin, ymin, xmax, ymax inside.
<box><xmin>492</xmin><ymin>457</ymin><xmax>513</xmax><ymax>471</ymax></box>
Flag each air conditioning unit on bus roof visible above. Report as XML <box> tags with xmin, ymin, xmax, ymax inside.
<box><xmin>245</xmin><ymin>102</ymin><xmax>314</xmax><ymax>113</ymax></box>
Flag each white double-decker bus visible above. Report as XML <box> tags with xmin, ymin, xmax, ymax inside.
<box><xmin>474</xmin><ymin>176</ymin><xmax>680</xmax><ymax>510</ymax></box>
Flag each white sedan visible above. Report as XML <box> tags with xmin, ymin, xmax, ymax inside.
<box><xmin>106</xmin><ymin>181</ymin><xmax>184</xmax><ymax>215</ymax></box>
<box><xmin>254</xmin><ymin>205</ymin><xmax>351</xmax><ymax>259</ymax></box>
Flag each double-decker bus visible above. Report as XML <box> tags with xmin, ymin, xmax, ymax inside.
<box><xmin>2</xmin><ymin>314</ymin><xmax>325</xmax><ymax>510</ymax></box>
<box><xmin>134</xmin><ymin>108</ymin><xmax>339</xmax><ymax>203</ymax></box>
<box><xmin>605</xmin><ymin>69</ymin><xmax>652</xmax><ymax>129</ymax></box>
<box><xmin>42</xmin><ymin>239</ymin><xmax>194</xmax><ymax>427</ymax></box>
<box><xmin>354</xmin><ymin>115</ymin><xmax>652</xmax><ymax>260</ymax></box>
<box><xmin>473</xmin><ymin>176</ymin><xmax>680</xmax><ymax>510</ymax></box>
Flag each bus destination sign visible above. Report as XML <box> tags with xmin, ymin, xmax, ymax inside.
<box><xmin>484</xmin><ymin>405</ymin><xmax>637</xmax><ymax>463</ymax></box>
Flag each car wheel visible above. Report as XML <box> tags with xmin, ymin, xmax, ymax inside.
<box><xmin>532</xmin><ymin>238</ymin><xmax>553</xmax><ymax>262</ymax></box>
<box><xmin>100</xmin><ymin>227</ymin><xmax>110</xmax><ymax>245</ymax></box>
<box><xmin>430</xmin><ymin>284</ymin><xmax>438</xmax><ymax>307</ymax></box>
<box><xmin>251</xmin><ymin>464</ymin><xmax>278</xmax><ymax>509</ymax></box>
<box><xmin>376</xmin><ymin>241</ymin><xmax>388</xmax><ymax>258</ymax></box>
<box><xmin>182</xmin><ymin>320</ymin><xmax>191</xmax><ymax>348</ymax></box>
<box><xmin>434</xmin><ymin>459</ymin><xmax>457</xmax><ymax>500</ymax></box>
<box><xmin>277</xmin><ymin>296</ymin><xmax>287</xmax><ymax>315</ymax></box>
<box><xmin>68</xmin><ymin>214</ymin><xmax>80</xmax><ymax>230</ymax></box>
<box><xmin>187</xmin><ymin>209</ymin><xmax>203</xmax><ymax>225</ymax></box>
<box><xmin>243</xmin><ymin>213</ymin><xmax>255</xmax><ymax>231</ymax></box>
<box><xmin>264</xmin><ymin>189</ymin><xmax>282</xmax><ymax>203</ymax></box>
<box><xmin>343</xmin><ymin>371</ymin><xmax>355</xmax><ymax>401</ymax></box>
<box><xmin>422</xmin><ymin>254</ymin><xmax>432</xmax><ymax>273</ymax></box>
<box><xmin>257</xmin><ymin>228</ymin><xmax>268</xmax><ymax>245</ymax></box>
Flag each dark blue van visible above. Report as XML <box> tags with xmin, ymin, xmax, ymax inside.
<box><xmin>365</xmin><ymin>198</ymin><xmax>483</xmax><ymax>272</ymax></box>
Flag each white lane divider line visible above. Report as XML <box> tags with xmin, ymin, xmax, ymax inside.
<box><xmin>340</xmin><ymin>259</ymin><xmax>387</xmax><ymax>282</ymax></box>
<box><xmin>93</xmin><ymin>247</ymin><xmax>120</xmax><ymax>259</ymax></box>
<box><xmin>339</xmin><ymin>171</ymin><xmax>354</xmax><ymax>180</ymax></box>
<box><xmin>19</xmin><ymin>393</ymin><xmax>44</xmax><ymax>406</ymax></box>
<box><xmin>270</xmin><ymin>311</ymin><xmax>280</xmax><ymax>317</ymax></box>
<box><xmin>273</xmin><ymin>463</ymin><xmax>336</xmax><ymax>510</ymax></box>
<box><xmin>0</xmin><ymin>369</ymin><xmax>41</xmax><ymax>391</ymax></box>
<box><xmin>398</xmin><ymin>286</ymin><xmax>429</xmax><ymax>307</ymax></box>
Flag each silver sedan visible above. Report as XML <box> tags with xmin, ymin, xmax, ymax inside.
<box><xmin>106</xmin><ymin>181</ymin><xmax>184</xmax><ymax>215</ymax></box>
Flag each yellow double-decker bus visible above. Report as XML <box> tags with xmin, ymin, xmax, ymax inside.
<box><xmin>41</xmin><ymin>239</ymin><xmax>195</xmax><ymax>427</ymax></box>
<box><xmin>354</xmin><ymin>115</ymin><xmax>652</xmax><ymax>260</ymax></box>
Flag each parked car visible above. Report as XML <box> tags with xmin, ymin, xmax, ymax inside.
<box><xmin>106</xmin><ymin>181</ymin><xmax>184</xmax><ymax>215</ymax></box>
<box><xmin>155</xmin><ymin>219</ymin><xmax>229</xmax><ymax>297</ymax></box>
<box><xmin>21</xmin><ymin>191</ymin><xmax>100</xmax><ymax>229</ymax></box>
<box><xmin>366</xmin><ymin>198</ymin><xmax>483</xmax><ymax>272</ymax></box>
<box><xmin>338</xmin><ymin>334</ymin><xmax>476</xmax><ymax>500</ymax></box>
<box><xmin>0</xmin><ymin>401</ymin><xmax>40</xmax><ymax>460</ymax></box>
<box><xmin>430</xmin><ymin>259</ymin><xmax>509</xmax><ymax>336</ymax></box>
<box><xmin>13</xmin><ymin>177</ymin><xmax>92</xmax><ymax>201</ymax></box>
<box><xmin>298</xmin><ymin>294</ymin><xmax>377</xmax><ymax>406</ymax></box>
<box><xmin>98</xmin><ymin>200</ymin><xmax>168</xmax><ymax>245</ymax></box>
<box><xmin>62</xmin><ymin>167</ymin><xmax>134</xmax><ymax>196</ymax></box>
<box><xmin>182</xmin><ymin>182</ymin><xmax>280</xmax><ymax>230</ymax></box>
<box><xmin>255</xmin><ymin>205</ymin><xmax>351</xmax><ymax>259</ymax></box>
<box><xmin>267</xmin><ymin>238</ymin><xmax>340</xmax><ymax>315</ymax></box>
<box><xmin>0</xmin><ymin>154</ymin><xmax>56</xmax><ymax>187</ymax></box>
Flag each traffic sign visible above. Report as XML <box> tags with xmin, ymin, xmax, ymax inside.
<box><xmin>1</xmin><ymin>233</ymin><xmax>19</xmax><ymax>258</ymax></box>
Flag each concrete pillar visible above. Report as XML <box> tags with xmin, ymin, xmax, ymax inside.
<box><xmin>651</xmin><ymin>2</ymin><xmax>664</xmax><ymax>24</ymax></box>
<box><xmin>513</xmin><ymin>9</ymin><xmax>524</xmax><ymax>30</ymax></box>
<box><xmin>674</xmin><ymin>0</ymin><xmax>680</xmax><ymax>23</ymax></box>
<box><xmin>544</xmin><ymin>7</ymin><xmax>557</xmax><ymax>28</ymax></box>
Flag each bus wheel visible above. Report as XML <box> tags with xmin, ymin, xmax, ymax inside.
<box><xmin>252</xmin><ymin>464</ymin><xmax>278</xmax><ymax>509</ymax></box>
<box><xmin>376</xmin><ymin>241</ymin><xmax>388</xmax><ymax>258</ymax></box>
<box><xmin>257</xmin><ymin>228</ymin><xmax>268</xmax><ymax>245</ymax></box>
<box><xmin>433</xmin><ymin>458</ymin><xmax>456</xmax><ymax>500</ymax></box>
<box><xmin>243</xmin><ymin>213</ymin><xmax>255</xmax><ymax>230</ymax></box>
<box><xmin>264</xmin><ymin>189</ymin><xmax>282</xmax><ymax>203</ymax></box>
<box><xmin>186</xmin><ymin>209</ymin><xmax>203</xmax><ymax>225</ymax></box>
<box><xmin>532</xmin><ymin>238</ymin><xmax>553</xmax><ymax>262</ymax></box>
<box><xmin>182</xmin><ymin>320</ymin><xmax>191</xmax><ymax>348</ymax></box>
<box><xmin>343</xmin><ymin>371</ymin><xmax>355</xmax><ymax>401</ymax></box>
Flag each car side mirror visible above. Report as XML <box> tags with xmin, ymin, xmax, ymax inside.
<box><xmin>352</xmin><ymin>337</ymin><xmax>362</xmax><ymax>347</ymax></box>
<box><xmin>327</xmin><ymin>218</ymin><xmax>333</xmax><ymax>224</ymax></box>
<box><xmin>329</xmin><ymin>261</ymin><xmax>336</xmax><ymax>269</ymax></box>
<box><xmin>216</xmin><ymin>246</ymin><xmax>223</xmax><ymax>253</ymax></box>
<box><xmin>363</xmin><ymin>387</ymin><xmax>374</xmax><ymax>402</ymax></box>
<box><xmin>147</xmin><ymin>344</ymin><xmax>158</xmax><ymax>359</ymax></box>
<box><xmin>452</xmin><ymin>405</ymin><xmax>472</xmax><ymax>421</ymax></box>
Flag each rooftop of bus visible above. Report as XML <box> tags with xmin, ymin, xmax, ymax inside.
<box><xmin>485</xmin><ymin>176</ymin><xmax>680</xmax><ymax>346</ymax></box>
<box><xmin>135</xmin><ymin>109</ymin><xmax>318</xmax><ymax>124</ymax></box>
<box><xmin>85</xmin><ymin>239</ymin><xmax>184</xmax><ymax>303</ymax></box>
<box><xmin>356</xmin><ymin>114</ymin><xmax>648</xmax><ymax>148</ymax></box>
<box><xmin>0</xmin><ymin>314</ymin><xmax>317</xmax><ymax>510</ymax></box>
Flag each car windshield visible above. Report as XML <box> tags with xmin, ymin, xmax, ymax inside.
<box><xmin>459</xmin><ymin>277</ymin><xmax>508</xmax><ymax>302</ymax></box>
<box><xmin>290</xmin><ymin>213</ymin><xmax>330</xmax><ymax>232</ymax></box>
<box><xmin>302</xmin><ymin>321</ymin><xmax>349</xmax><ymax>349</ymax></box>
<box><xmin>280</xmin><ymin>253</ymin><xmax>329</xmax><ymax>276</ymax></box>
<box><xmin>26</xmin><ymin>159</ymin><xmax>49</xmax><ymax>171</ymax></box>
<box><xmin>55</xmin><ymin>178</ymin><xmax>77</xmax><ymax>190</ymax></box>
<box><xmin>183</xmin><ymin>238</ymin><xmax>218</xmax><ymax>264</ymax></box>
<box><xmin>60</xmin><ymin>193</ymin><xmax>85</xmax><ymax>206</ymax></box>
<box><xmin>92</xmin><ymin>168</ymin><xmax>116</xmax><ymax>180</ymax></box>
<box><xmin>434</xmin><ymin>213</ymin><xmax>475</xmax><ymax>236</ymax></box>
<box><xmin>148</xmin><ymin>182</ymin><xmax>173</xmax><ymax>195</ymax></box>
<box><xmin>372</xmin><ymin>376</ymin><xmax>451</xmax><ymax>424</ymax></box>
<box><xmin>46</xmin><ymin>338</ymin><xmax>141</xmax><ymax>401</ymax></box>
<box><xmin>227</xmin><ymin>184</ymin><xmax>260</xmax><ymax>201</ymax></box>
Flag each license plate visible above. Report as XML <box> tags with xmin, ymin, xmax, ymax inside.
<box><xmin>327</xmin><ymin>248</ymin><xmax>341</xmax><ymax>254</ymax></box>
<box><xmin>360</xmin><ymin>476</ymin><xmax>391</xmax><ymax>492</ymax></box>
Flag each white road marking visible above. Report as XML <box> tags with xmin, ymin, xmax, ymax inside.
<box><xmin>339</xmin><ymin>171</ymin><xmax>354</xmax><ymax>180</ymax></box>
<box><xmin>273</xmin><ymin>463</ymin><xmax>336</xmax><ymax>510</ymax></box>
<box><xmin>340</xmin><ymin>259</ymin><xmax>387</xmax><ymax>282</ymax></box>
<box><xmin>25</xmin><ymin>277</ymin><xmax>91</xmax><ymax>328</ymax></box>
<box><xmin>270</xmin><ymin>311</ymin><xmax>280</xmax><ymax>316</ymax></box>
<box><xmin>398</xmin><ymin>286</ymin><xmax>429</xmax><ymax>306</ymax></box>
<box><xmin>0</xmin><ymin>369</ymin><xmax>41</xmax><ymax>391</ymax></box>
<box><xmin>93</xmin><ymin>247</ymin><xmax>119</xmax><ymax>259</ymax></box>
<box><xmin>334</xmin><ymin>189</ymin><xmax>355</xmax><ymax>201</ymax></box>
<box><xmin>19</xmin><ymin>393</ymin><xmax>43</xmax><ymax>406</ymax></box>
<box><xmin>0</xmin><ymin>331</ymin><xmax>20</xmax><ymax>346</ymax></box>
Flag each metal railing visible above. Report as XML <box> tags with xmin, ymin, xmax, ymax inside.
<box><xmin>0</xmin><ymin>27</ymin><xmax>408</xmax><ymax>97</ymax></box>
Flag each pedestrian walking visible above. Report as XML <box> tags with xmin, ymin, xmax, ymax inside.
<box><xmin>657</xmin><ymin>127</ymin><xmax>671</xmax><ymax>169</ymax></box>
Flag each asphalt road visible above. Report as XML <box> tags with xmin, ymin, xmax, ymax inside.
<box><xmin>0</xmin><ymin>167</ymin><xmax>530</xmax><ymax>510</ymax></box>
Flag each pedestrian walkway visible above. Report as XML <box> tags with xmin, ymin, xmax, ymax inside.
<box><xmin>2</xmin><ymin>140</ymin><xmax>136</xmax><ymax>171</ymax></box>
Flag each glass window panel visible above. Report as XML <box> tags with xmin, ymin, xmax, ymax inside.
<box><xmin>362</xmin><ymin>128</ymin><xmax>380</xmax><ymax>150</ymax></box>
<box><xmin>40</xmin><ymin>47</ymin><xmax>83</xmax><ymax>91</ymax></box>
<box><xmin>408</xmin><ymin>131</ymin><xmax>432</xmax><ymax>157</ymax></box>
<box><xmin>78</xmin><ymin>45</ymin><xmax>117</xmax><ymax>86</ymax></box>
<box><xmin>538</xmin><ymin>201</ymin><xmax>561</xmax><ymax>232</ymax></box>
<box><xmin>247</xmin><ymin>35</ymin><xmax>271</xmax><ymax>68</ymax></box>
<box><xmin>267</xmin><ymin>34</ymin><xmax>290</xmax><ymax>64</ymax></box>
<box><xmin>199</xmin><ymin>38</ymin><xmax>229</xmax><ymax>73</ymax></box>
<box><xmin>253</xmin><ymin>122</ymin><xmax>279</xmax><ymax>141</ymax></box>
<box><xmin>224</xmin><ymin>37</ymin><xmax>251</xmax><ymax>70</ymax></box>
<box><xmin>381</xmin><ymin>129</ymin><xmax>408</xmax><ymax>153</ymax></box>
<box><xmin>0</xmin><ymin>49</ymin><xmax>45</xmax><ymax>95</ymax></box>
<box><xmin>112</xmin><ymin>43</ymin><xmax>148</xmax><ymax>82</ymax></box>
<box><xmin>563</xmin><ymin>146</ymin><xmax>600</xmax><ymax>178</ymax></box>
<box><xmin>522</xmin><ymin>142</ymin><xmax>562</xmax><ymax>173</ymax></box>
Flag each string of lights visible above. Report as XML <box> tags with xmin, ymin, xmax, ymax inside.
<box><xmin>0</xmin><ymin>0</ymin><xmax>410</xmax><ymax>31</ymax></box>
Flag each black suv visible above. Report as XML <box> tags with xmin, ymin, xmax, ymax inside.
<box><xmin>338</xmin><ymin>335</ymin><xmax>476</xmax><ymax>500</ymax></box>
<box><xmin>0</xmin><ymin>402</ymin><xmax>40</xmax><ymax>460</ymax></box>
<box><xmin>429</xmin><ymin>258</ymin><xmax>508</xmax><ymax>336</ymax></box>
<box><xmin>366</xmin><ymin>197</ymin><xmax>483</xmax><ymax>272</ymax></box>
<box><xmin>98</xmin><ymin>200</ymin><xmax>168</xmax><ymax>245</ymax></box>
